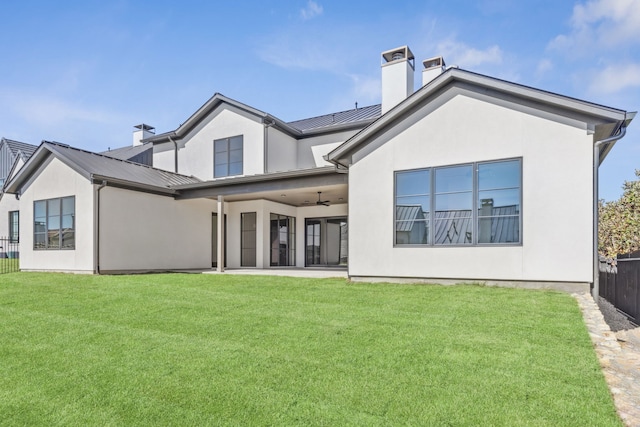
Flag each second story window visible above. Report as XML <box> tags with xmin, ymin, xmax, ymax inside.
<box><xmin>214</xmin><ymin>135</ymin><xmax>243</xmax><ymax>178</ymax></box>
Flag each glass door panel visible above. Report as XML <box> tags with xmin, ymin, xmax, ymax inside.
<box><xmin>305</xmin><ymin>217</ymin><xmax>347</xmax><ymax>266</ymax></box>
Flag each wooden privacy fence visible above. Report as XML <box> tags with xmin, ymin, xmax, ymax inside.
<box><xmin>0</xmin><ymin>237</ymin><xmax>19</xmax><ymax>274</ymax></box>
<box><xmin>599</xmin><ymin>251</ymin><xmax>640</xmax><ymax>326</ymax></box>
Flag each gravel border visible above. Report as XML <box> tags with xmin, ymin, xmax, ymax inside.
<box><xmin>598</xmin><ymin>298</ymin><xmax>636</xmax><ymax>332</ymax></box>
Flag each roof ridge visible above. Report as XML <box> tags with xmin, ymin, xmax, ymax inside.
<box><xmin>43</xmin><ymin>141</ymin><xmax>200</xmax><ymax>181</ymax></box>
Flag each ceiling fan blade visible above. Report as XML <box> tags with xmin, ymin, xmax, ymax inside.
<box><xmin>316</xmin><ymin>191</ymin><xmax>330</xmax><ymax>206</ymax></box>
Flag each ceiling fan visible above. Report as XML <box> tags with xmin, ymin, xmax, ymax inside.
<box><xmin>316</xmin><ymin>191</ymin><xmax>330</xmax><ymax>206</ymax></box>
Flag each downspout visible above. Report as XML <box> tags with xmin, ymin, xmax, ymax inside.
<box><xmin>168</xmin><ymin>136</ymin><xmax>178</xmax><ymax>173</ymax></box>
<box><xmin>95</xmin><ymin>180</ymin><xmax>107</xmax><ymax>274</ymax></box>
<box><xmin>593</xmin><ymin>121</ymin><xmax>626</xmax><ymax>301</ymax></box>
<box><xmin>263</xmin><ymin>119</ymin><xmax>274</xmax><ymax>174</ymax></box>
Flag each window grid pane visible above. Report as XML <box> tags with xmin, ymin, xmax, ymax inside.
<box><xmin>9</xmin><ymin>211</ymin><xmax>19</xmax><ymax>243</ymax></box>
<box><xmin>395</xmin><ymin>159</ymin><xmax>521</xmax><ymax>246</ymax></box>
<box><xmin>34</xmin><ymin>196</ymin><xmax>75</xmax><ymax>250</ymax></box>
<box><xmin>214</xmin><ymin>136</ymin><xmax>243</xmax><ymax>178</ymax></box>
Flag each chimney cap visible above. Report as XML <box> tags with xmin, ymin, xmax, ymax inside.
<box><xmin>422</xmin><ymin>56</ymin><xmax>446</xmax><ymax>70</ymax></box>
<box><xmin>134</xmin><ymin>124</ymin><xmax>155</xmax><ymax>132</ymax></box>
<box><xmin>381</xmin><ymin>46</ymin><xmax>415</xmax><ymax>64</ymax></box>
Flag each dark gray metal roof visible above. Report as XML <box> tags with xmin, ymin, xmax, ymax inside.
<box><xmin>144</xmin><ymin>93</ymin><xmax>381</xmax><ymax>144</ymax></box>
<box><xmin>287</xmin><ymin>104</ymin><xmax>381</xmax><ymax>132</ymax></box>
<box><xmin>1</xmin><ymin>138</ymin><xmax>37</xmax><ymax>161</ymax></box>
<box><xmin>100</xmin><ymin>144</ymin><xmax>153</xmax><ymax>166</ymax></box>
<box><xmin>5</xmin><ymin>141</ymin><xmax>200</xmax><ymax>196</ymax></box>
<box><xmin>100</xmin><ymin>144</ymin><xmax>152</xmax><ymax>161</ymax></box>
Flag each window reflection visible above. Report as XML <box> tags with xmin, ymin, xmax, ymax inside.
<box><xmin>395</xmin><ymin>159</ymin><xmax>521</xmax><ymax>246</ymax></box>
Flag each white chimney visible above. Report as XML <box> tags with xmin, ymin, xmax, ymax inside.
<box><xmin>381</xmin><ymin>46</ymin><xmax>415</xmax><ymax>114</ymax></box>
<box><xmin>132</xmin><ymin>124</ymin><xmax>155</xmax><ymax>146</ymax></box>
<box><xmin>422</xmin><ymin>56</ymin><xmax>446</xmax><ymax>86</ymax></box>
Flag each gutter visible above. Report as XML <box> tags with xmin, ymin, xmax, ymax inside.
<box><xmin>94</xmin><ymin>180</ymin><xmax>108</xmax><ymax>274</ymax></box>
<box><xmin>592</xmin><ymin>120</ymin><xmax>627</xmax><ymax>302</ymax></box>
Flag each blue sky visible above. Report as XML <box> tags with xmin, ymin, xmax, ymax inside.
<box><xmin>1</xmin><ymin>0</ymin><xmax>638</xmax><ymax>201</ymax></box>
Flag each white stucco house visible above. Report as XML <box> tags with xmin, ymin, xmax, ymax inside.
<box><xmin>3</xmin><ymin>46</ymin><xmax>635</xmax><ymax>292</ymax></box>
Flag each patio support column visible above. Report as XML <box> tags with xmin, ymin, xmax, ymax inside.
<box><xmin>217</xmin><ymin>195</ymin><xmax>225</xmax><ymax>272</ymax></box>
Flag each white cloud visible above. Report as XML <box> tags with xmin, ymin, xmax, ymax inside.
<box><xmin>11</xmin><ymin>94</ymin><xmax>121</xmax><ymax>126</ymax></box>
<box><xmin>258</xmin><ymin>38</ymin><xmax>342</xmax><ymax>71</ymax></box>
<box><xmin>588</xmin><ymin>63</ymin><xmax>640</xmax><ymax>94</ymax></box>
<box><xmin>535</xmin><ymin>59</ymin><xmax>553</xmax><ymax>77</ymax></box>
<box><xmin>435</xmin><ymin>39</ymin><xmax>503</xmax><ymax>68</ymax></box>
<box><xmin>549</xmin><ymin>0</ymin><xmax>640</xmax><ymax>55</ymax></box>
<box><xmin>300</xmin><ymin>1</ymin><xmax>323</xmax><ymax>20</ymax></box>
<box><xmin>347</xmin><ymin>74</ymin><xmax>380</xmax><ymax>104</ymax></box>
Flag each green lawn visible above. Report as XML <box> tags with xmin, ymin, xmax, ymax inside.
<box><xmin>0</xmin><ymin>257</ymin><xmax>19</xmax><ymax>274</ymax></box>
<box><xmin>0</xmin><ymin>273</ymin><xmax>619</xmax><ymax>426</ymax></box>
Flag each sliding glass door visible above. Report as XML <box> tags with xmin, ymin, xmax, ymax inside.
<box><xmin>305</xmin><ymin>217</ymin><xmax>348</xmax><ymax>267</ymax></box>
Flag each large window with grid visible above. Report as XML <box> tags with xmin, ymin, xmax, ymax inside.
<box><xmin>394</xmin><ymin>158</ymin><xmax>521</xmax><ymax>246</ymax></box>
<box><xmin>34</xmin><ymin>196</ymin><xmax>75</xmax><ymax>250</ymax></box>
<box><xmin>214</xmin><ymin>135</ymin><xmax>243</xmax><ymax>178</ymax></box>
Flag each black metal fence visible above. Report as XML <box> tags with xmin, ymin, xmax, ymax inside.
<box><xmin>0</xmin><ymin>237</ymin><xmax>19</xmax><ymax>274</ymax></box>
<box><xmin>599</xmin><ymin>251</ymin><xmax>640</xmax><ymax>325</ymax></box>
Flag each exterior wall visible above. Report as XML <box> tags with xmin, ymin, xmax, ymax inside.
<box><xmin>171</xmin><ymin>105</ymin><xmax>265</xmax><ymax>180</ymax></box>
<box><xmin>98</xmin><ymin>187</ymin><xmax>216</xmax><ymax>272</ymax></box>
<box><xmin>266</xmin><ymin>127</ymin><xmax>297</xmax><ymax>172</ymax></box>
<box><xmin>348</xmin><ymin>92</ymin><xmax>594</xmax><ymax>284</ymax></box>
<box><xmin>152</xmin><ymin>142</ymin><xmax>176</xmax><ymax>173</ymax></box>
<box><xmin>297</xmin><ymin>130</ymin><xmax>360</xmax><ymax>169</ymax></box>
<box><xmin>18</xmin><ymin>157</ymin><xmax>95</xmax><ymax>273</ymax></box>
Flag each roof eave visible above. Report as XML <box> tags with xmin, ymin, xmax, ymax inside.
<box><xmin>90</xmin><ymin>174</ymin><xmax>178</xmax><ymax>196</ymax></box>
<box><xmin>171</xmin><ymin>166</ymin><xmax>338</xmax><ymax>191</ymax></box>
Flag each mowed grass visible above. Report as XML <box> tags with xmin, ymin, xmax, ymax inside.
<box><xmin>0</xmin><ymin>257</ymin><xmax>19</xmax><ymax>273</ymax></box>
<box><xmin>0</xmin><ymin>273</ymin><xmax>619</xmax><ymax>426</ymax></box>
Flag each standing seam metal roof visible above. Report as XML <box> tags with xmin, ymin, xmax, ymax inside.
<box><xmin>99</xmin><ymin>144</ymin><xmax>153</xmax><ymax>161</ymax></box>
<box><xmin>2</xmin><ymin>138</ymin><xmax>38</xmax><ymax>160</ymax></box>
<box><xmin>43</xmin><ymin>142</ymin><xmax>200</xmax><ymax>188</ymax></box>
<box><xmin>287</xmin><ymin>104</ymin><xmax>381</xmax><ymax>132</ymax></box>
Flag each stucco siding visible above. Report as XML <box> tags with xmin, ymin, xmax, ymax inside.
<box><xmin>175</xmin><ymin>105</ymin><xmax>264</xmax><ymax>180</ymax></box>
<box><xmin>297</xmin><ymin>130</ymin><xmax>360</xmax><ymax>169</ymax></box>
<box><xmin>348</xmin><ymin>92</ymin><xmax>594</xmax><ymax>283</ymax></box>
<box><xmin>18</xmin><ymin>157</ymin><xmax>95</xmax><ymax>273</ymax></box>
<box><xmin>152</xmin><ymin>142</ymin><xmax>176</xmax><ymax>173</ymax></box>
<box><xmin>266</xmin><ymin>128</ymin><xmax>297</xmax><ymax>172</ymax></box>
<box><xmin>98</xmin><ymin>187</ymin><xmax>216</xmax><ymax>272</ymax></box>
